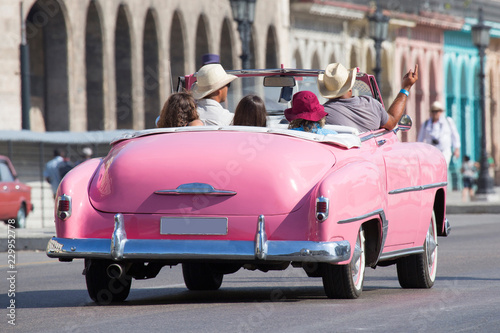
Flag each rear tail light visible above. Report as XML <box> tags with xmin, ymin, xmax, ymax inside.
<box><xmin>57</xmin><ymin>194</ymin><xmax>72</xmax><ymax>220</ymax></box>
<box><xmin>316</xmin><ymin>197</ymin><xmax>329</xmax><ymax>222</ymax></box>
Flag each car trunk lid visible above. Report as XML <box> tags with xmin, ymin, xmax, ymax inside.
<box><xmin>89</xmin><ymin>131</ymin><xmax>336</xmax><ymax>215</ymax></box>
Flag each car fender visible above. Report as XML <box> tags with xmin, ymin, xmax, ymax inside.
<box><xmin>55</xmin><ymin>158</ymin><xmax>115</xmax><ymax>239</ymax></box>
<box><xmin>315</xmin><ymin>160</ymin><xmax>386</xmax><ymax>261</ymax></box>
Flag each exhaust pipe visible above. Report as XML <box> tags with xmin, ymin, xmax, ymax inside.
<box><xmin>106</xmin><ymin>263</ymin><xmax>124</xmax><ymax>279</ymax></box>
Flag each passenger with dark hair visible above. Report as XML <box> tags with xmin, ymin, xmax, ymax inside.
<box><xmin>232</xmin><ymin>94</ymin><xmax>267</xmax><ymax>127</ymax></box>
<box><xmin>157</xmin><ymin>92</ymin><xmax>203</xmax><ymax>128</ymax></box>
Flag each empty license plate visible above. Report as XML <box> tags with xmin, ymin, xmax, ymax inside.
<box><xmin>160</xmin><ymin>217</ymin><xmax>228</xmax><ymax>235</ymax></box>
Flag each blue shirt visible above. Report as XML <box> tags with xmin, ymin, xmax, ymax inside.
<box><xmin>290</xmin><ymin>124</ymin><xmax>337</xmax><ymax>135</ymax></box>
<box><xmin>43</xmin><ymin>156</ymin><xmax>64</xmax><ymax>194</ymax></box>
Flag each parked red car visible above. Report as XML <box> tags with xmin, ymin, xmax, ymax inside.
<box><xmin>0</xmin><ymin>156</ymin><xmax>33</xmax><ymax>228</ymax></box>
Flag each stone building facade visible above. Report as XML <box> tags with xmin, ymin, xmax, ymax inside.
<box><xmin>2</xmin><ymin>0</ymin><xmax>289</xmax><ymax>131</ymax></box>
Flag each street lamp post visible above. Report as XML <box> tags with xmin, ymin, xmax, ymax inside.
<box><xmin>230</xmin><ymin>0</ymin><xmax>256</xmax><ymax>70</ymax></box>
<box><xmin>472</xmin><ymin>7</ymin><xmax>496</xmax><ymax>199</ymax></box>
<box><xmin>368</xmin><ymin>0</ymin><xmax>389</xmax><ymax>89</ymax></box>
<box><xmin>20</xmin><ymin>3</ymin><xmax>31</xmax><ymax>130</ymax></box>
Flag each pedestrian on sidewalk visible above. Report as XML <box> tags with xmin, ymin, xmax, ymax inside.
<box><xmin>461</xmin><ymin>155</ymin><xmax>478</xmax><ymax>202</ymax></box>
<box><xmin>43</xmin><ymin>149</ymin><xmax>65</xmax><ymax>199</ymax></box>
<box><xmin>417</xmin><ymin>101</ymin><xmax>461</xmax><ymax>167</ymax></box>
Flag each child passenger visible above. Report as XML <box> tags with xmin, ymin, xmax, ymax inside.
<box><xmin>157</xmin><ymin>92</ymin><xmax>203</xmax><ymax>128</ymax></box>
<box><xmin>232</xmin><ymin>94</ymin><xmax>267</xmax><ymax>127</ymax></box>
<box><xmin>285</xmin><ymin>91</ymin><xmax>337</xmax><ymax>135</ymax></box>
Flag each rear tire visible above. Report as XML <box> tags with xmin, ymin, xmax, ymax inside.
<box><xmin>182</xmin><ymin>263</ymin><xmax>223</xmax><ymax>291</ymax></box>
<box><xmin>85</xmin><ymin>259</ymin><xmax>132</xmax><ymax>304</ymax></box>
<box><xmin>14</xmin><ymin>205</ymin><xmax>26</xmax><ymax>229</ymax></box>
<box><xmin>397</xmin><ymin>211</ymin><xmax>438</xmax><ymax>288</ymax></box>
<box><xmin>322</xmin><ymin>227</ymin><xmax>365</xmax><ymax>299</ymax></box>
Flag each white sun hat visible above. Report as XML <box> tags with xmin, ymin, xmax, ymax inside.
<box><xmin>431</xmin><ymin>101</ymin><xmax>444</xmax><ymax>111</ymax></box>
<box><xmin>317</xmin><ymin>63</ymin><xmax>357</xmax><ymax>99</ymax></box>
<box><xmin>191</xmin><ymin>64</ymin><xmax>238</xmax><ymax>99</ymax></box>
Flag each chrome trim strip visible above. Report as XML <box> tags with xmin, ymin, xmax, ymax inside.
<box><xmin>388</xmin><ymin>182</ymin><xmax>448</xmax><ymax>195</ymax></box>
<box><xmin>360</xmin><ymin>130</ymin><xmax>389</xmax><ymax>142</ymax></box>
<box><xmin>337</xmin><ymin>209</ymin><xmax>389</xmax><ymax>266</ymax></box>
<box><xmin>378</xmin><ymin>246</ymin><xmax>424</xmax><ymax>261</ymax></box>
<box><xmin>255</xmin><ymin>215</ymin><xmax>268</xmax><ymax>260</ymax></box>
<box><xmin>154</xmin><ymin>182</ymin><xmax>236</xmax><ymax>196</ymax></box>
<box><xmin>46</xmin><ymin>237</ymin><xmax>351</xmax><ymax>263</ymax></box>
<box><xmin>337</xmin><ymin>208</ymin><xmax>384</xmax><ymax>224</ymax></box>
<box><xmin>360</xmin><ymin>133</ymin><xmax>374</xmax><ymax>142</ymax></box>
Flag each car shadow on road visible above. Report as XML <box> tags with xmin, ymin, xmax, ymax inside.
<box><xmin>4</xmin><ymin>275</ymin><xmax>496</xmax><ymax>308</ymax></box>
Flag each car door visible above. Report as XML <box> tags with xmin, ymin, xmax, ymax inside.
<box><xmin>0</xmin><ymin>160</ymin><xmax>18</xmax><ymax>220</ymax></box>
<box><xmin>378</xmin><ymin>131</ymin><xmax>423</xmax><ymax>248</ymax></box>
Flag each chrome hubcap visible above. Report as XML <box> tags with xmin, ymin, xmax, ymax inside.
<box><xmin>426</xmin><ymin>220</ymin><xmax>437</xmax><ymax>272</ymax></box>
<box><xmin>351</xmin><ymin>229</ymin><xmax>365</xmax><ymax>288</ymax></box>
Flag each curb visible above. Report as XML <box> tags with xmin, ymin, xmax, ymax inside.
<box><xmin>446</xmin><ymin>204</ymin><xmax>500</xmax><ymax>215</ymax></box>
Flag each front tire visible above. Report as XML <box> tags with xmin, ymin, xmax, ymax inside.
<box><xmin>14</xmin><ymin>205</ymin><xmax>26</xmax><ymax>229</ymax></box>
<box><xmin>322</xmin><ymin>227</ymin><xmax>365</xmax><ymax>299</ymax></box>
<box><xmin>85</xmin><ymin>259</ymin><xmax>132</xmax><ymax>304</ymax></box>
<box><xmin>182</xmin><ymin>263</ymin><xmax>223</xmax><ymax>291</ymax></box>
<box><xmin>397</xmin><ymin>211</ymin><xmax>438</xmax><ymax>288</ymax></box>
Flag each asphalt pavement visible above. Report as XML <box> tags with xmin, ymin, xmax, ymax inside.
<box><xmin>1</xmin><ymin>187</ymin><xmax>499</xmax><ymax>252</ymax></box>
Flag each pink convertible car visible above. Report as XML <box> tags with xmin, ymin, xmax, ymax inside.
<box><xmin>47</xmin><ymin>68</ymin><xmax>450</xmax><ymax>304</ymax></box>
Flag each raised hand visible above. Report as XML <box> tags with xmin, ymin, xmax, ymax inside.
<box><xmin>402</xmin><ymin>64</ymin><xmax>418</xmax><ymax>90</ymax></box>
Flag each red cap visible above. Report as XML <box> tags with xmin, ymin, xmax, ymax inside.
<box><xmin>284</xmin><ymin>91</ymin><xmax>327</xmax><ymax>122</ymax></box>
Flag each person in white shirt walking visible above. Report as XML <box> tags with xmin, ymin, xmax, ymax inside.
<box><xmin>417</xmin><ymin>101</ymin><xmax>461</xmax><ymax>166</ymax></box>
<box><xmin>192</xmin><ymin>64</ymin><xmax>237</xmax><ymax>126</ymax></box>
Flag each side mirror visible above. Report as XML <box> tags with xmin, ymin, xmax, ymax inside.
<box><xmin>397</xmin><ymin>114</ymin><xmax>412</xmax><ymax>133</ymax></box>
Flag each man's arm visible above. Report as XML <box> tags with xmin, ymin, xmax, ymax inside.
<box><xmin>383</xmin><ymin>64</ymin><xmax>419</xmax><ymax>130</ymax></box>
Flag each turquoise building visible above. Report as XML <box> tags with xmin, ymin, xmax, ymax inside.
<box><xmin>443</xmin><ymin>19</ymin><xmax>500</xmax><ymax>189</ymax></box>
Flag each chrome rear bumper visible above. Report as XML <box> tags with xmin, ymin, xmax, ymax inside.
<box><xmin>46</xmin><ymin>214</ymin><xmax>350</xmax><ymax>263</ymax></box>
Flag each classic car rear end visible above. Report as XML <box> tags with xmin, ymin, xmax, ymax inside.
<box><xmin>47</xmin><ymin>68</ymin><xmax>449</xmax><ymax>304</ymax></box>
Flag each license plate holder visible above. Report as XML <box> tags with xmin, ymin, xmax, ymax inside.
<box><xmin>160</xmin><ymin>217</ymin><xmax>228</xmax><ymax>235</ymax></box>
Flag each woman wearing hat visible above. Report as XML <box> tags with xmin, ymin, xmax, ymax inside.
<box><xmin>285</xmin><ymin>91</ymin><xmax>337</xmax><ymax>135</ymax></box>
<box><xmin>192</xmin><ymin>64</ymin><xmax>238</xmax><ymax>126</ymax></box>
<box><xmin>318</xmin><ymin>63</ymin><xmax>418</xmax><ymax>133</ymax></box>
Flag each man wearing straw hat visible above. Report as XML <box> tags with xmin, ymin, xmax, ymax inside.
<box><xmin>192</xmin><ymin>64</ymin><xmax>238</xmax><ymax>126</ymax></box>
<box><xmin>417</xmin><ymin>100</ymin><xmax>460</xmax><ymax>166</ymax></box>
<box><xmin>317</xmin><ymin>63</ymin><xmax>418</xmax><ymax>133</ymax></box>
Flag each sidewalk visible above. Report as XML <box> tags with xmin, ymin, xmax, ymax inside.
<box><xmin>2</xmin><ymin>187</ymin><xmax>499</xmax><ymax>252</ymax></box>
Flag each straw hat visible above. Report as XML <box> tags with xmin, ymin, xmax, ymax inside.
<box><xmin>284</xmin><ymin>91</ymin><xmax>327</xmax><ymax>122</ymax></box>
<box><xmin>431</xmin><ymin>101</ymin><xmax>444</xmax><ymax>112</ymax></box>
<box><xmin>317</xmin><ymin>63</ymin><xmax>357</xmax><ymax>99</ymax></box>
<box><xmin>191</xmin><ymin>64</ymin><xmax>237</xmax><ymax>99</ymax></box>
